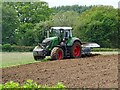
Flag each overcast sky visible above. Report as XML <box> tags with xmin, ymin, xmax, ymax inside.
<box><xmin>42</xmin><ymin>0</ymin><xmax>120</xmax><ymax>8</ymax></box>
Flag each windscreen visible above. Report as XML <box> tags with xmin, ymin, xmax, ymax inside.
<box><xmin>49</xmin><ymin>29</ymin><xmax>61</xmax><ymax>37</ymax></box>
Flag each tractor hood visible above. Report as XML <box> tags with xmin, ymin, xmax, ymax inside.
<box><xmin>42</xmin><ymin>37</ymin><xmax>58</xmax><ymax>48</ymax></box>
<box><xmin>42</xmin><ymin>37</ymin><xmax>58</xmax><ymax>43</ymax></box>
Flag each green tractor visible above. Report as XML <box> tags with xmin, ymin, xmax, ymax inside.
<box><xmin>33</xmin><ymin>27</ymin><xmax>100</xmax><ymax>60</ymax></box>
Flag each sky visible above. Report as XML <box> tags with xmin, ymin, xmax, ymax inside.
<box><xmin>42</xmin><ymin>0</ymin><xmax>120</xmax><ymax>8</ymax></box>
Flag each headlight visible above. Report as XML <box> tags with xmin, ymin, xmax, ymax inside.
<box><xmin>34</xmin><ymin>46</ymin><xmax>39</xmax><ymax>49</ymax></box>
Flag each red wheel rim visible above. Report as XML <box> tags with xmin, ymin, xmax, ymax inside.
<box><xmin>73</xmin><ymin>45</ymin><xmax>80</xmax><ymax>57</ymax></box>
<box><xmin>58</xmin><ymin>50</ymin><xmax>62</xmax><ymax>60</ymax></box>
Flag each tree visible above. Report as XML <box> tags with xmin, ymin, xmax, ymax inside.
<box><xmin>2</xmin><ymin>2</ymin><xmax>19</xmax><ymax>44</ymax></box>
<box><xmin>74</xmin><ymin>6</ymin><xmax>118</xmax><ymax>48</ymax></box>
<box><xmin>32</xmin><ymin>22</ymin><xmax>49</xmax><ymax>43</ymax></box>
<box><xmin>52</xmin><ymin>5</ymin><xmax>92</xmax><ymax>14</ymax></box>
<box><xmin>11</xmin><ymin>2</ymin><xmax>52</xmax><ymax>24</ymax></box>
<box><xmin>50</xmin><ymin>11</ymin><xmax>79</xmax><ymax>27</ymax></box>
<box><xmin>11</xmin><ymin>2</ymin><xmax>53</xmax><ymax>46</ymax></box>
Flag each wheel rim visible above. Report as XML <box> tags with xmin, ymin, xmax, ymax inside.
<box><xmin>57</xmin><ymin>50</ymin><xmax>63</xmax><ymax>60</ymax></box>
<box><xmin>73</xmin><ymin>45</ymin><xmax>80</xmax><ymax>57</ymax></box>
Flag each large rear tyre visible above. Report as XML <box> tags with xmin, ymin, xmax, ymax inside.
<box><xmin>34</xmin><ymin>56</ymin><xmax>45</xmax><ymax>61</ymax></box>
<box><xmin>51</xmin><ymin>47</ymin><xmax>64</xmax><ymax>60</ymax></box>
<box><xmin>71</xmin><ymin>41</ymin><xmax>81</xmax><ymax>58</ymax></box>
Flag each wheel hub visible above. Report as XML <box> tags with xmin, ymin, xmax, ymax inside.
<box><xmin>73</xmin><ymin>45</ymin><xmax>80</xmax><ymax>57</ymax></box>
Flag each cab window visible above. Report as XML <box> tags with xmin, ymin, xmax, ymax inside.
<box><xmin>64</xmin><ymin>30</ymin><xmax>69</xmax><ymax>38</ymax></box>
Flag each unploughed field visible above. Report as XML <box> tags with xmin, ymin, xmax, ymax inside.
<box><xmin>1</xmin><ymin>52</ymin><xmax>119</xmax><ymax>88</ymax></box>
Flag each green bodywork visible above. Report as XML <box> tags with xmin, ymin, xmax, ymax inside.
<box><xmin>46</xmin><ymin>37</ymin><xmax>59</xmax><ymax>51</ymax></box>
<box><xmin>66</xmin><ymin>37</ymin><xmax>81</xmax><ymax>46</ymax></box>
<box><xmin>46</xmin><ymin>36</ymin><xmax>80</xmax><ymax>51</ymax></box>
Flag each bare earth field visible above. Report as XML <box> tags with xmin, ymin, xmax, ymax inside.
<box><xmin>1</xmin><ymin>54</ymin><xmax>119</xmax><ymax>88</ymax></box>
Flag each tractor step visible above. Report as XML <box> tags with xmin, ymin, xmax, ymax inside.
<box><xmin>66</xmin><ymin>47</ymin><xmax>71</xmax><ymax>57</ymax></box>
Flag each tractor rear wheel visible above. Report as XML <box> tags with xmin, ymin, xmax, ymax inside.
<box><xmin>71</xmin><ymin>41</ymin><xmax>81</xmax><ymax>58</ymax></box>
<box><xmin>51</xmin><ymin>47</ymin><xmax>64</xmax><ymax>60</ymax></box>
<box><xmin>34</xmin><ymin>56</ymin><xmax>45</xmax><ymax>61</ymax></box>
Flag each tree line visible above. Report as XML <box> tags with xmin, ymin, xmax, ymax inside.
<box><xmin>2</xmin><ymin>1</ymin><xmax>119</xmax><ymax>48</ymax></box>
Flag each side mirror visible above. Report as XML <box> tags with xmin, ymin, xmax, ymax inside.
<box><xmin>38</xmin><ymin>43</ymin><xmax>41</xmax><ymax>46</ymax></box>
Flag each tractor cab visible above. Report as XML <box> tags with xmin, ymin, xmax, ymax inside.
<box><xmin>47</xmin><ymin>27</ymin><xmax>72</xmax><ymax>42</ymax></box>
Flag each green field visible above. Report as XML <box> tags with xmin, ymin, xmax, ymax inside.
<box><xmin>1</xmin><ymin>52</ymin><xmax>39</xmax><ymax>68</ymax></box>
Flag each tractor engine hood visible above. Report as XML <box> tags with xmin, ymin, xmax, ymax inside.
<box><xmin>34</xmin><ymin>37</ymin><xmax>58</xmax><ymax>51</ymax></box>
<box><xmin>42</xmin><ymin>37</ymin><xmax>58</xmax><ymax>43</ymax></box>
<box><xmin>42</xmin><ymin>37</ymin><xmax>58</xmax><ymax>48</ymax></box>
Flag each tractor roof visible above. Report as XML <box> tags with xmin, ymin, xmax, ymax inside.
<box><xmin>51</xmin><ymin>27</ymin><xmax>72</xmax><ymax>30</ymax></box>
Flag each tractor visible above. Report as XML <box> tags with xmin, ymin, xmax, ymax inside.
<box><xmin>33</xmin><ymin>27</ymin><xmax>100</xmax><ymax>60</ymax></box>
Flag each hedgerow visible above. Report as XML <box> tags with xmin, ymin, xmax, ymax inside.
<box><xmin>2</xmin><ymin>44</ymin><xmax>34</xmax><ymax>52</ymax></box>
<box><xmin>92</xmin><ymin>48</ymin><xmax>118</xmax><ymax>52</ymax></box>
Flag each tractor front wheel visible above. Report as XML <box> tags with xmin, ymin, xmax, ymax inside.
<box><xmin>51</xmin><ymin>47</ymin><xmax>64</xmax><ymax>60</ymax></box>
<box><xmin>71</xmin><ymin>41</ymin><xmax>81</xmax><ymax>58</ymax></box>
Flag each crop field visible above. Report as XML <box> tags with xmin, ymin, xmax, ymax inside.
<box><xmin>1</xmin><ymin>52</ymin><xmax>119</xmax><ymax>88</ymax></box>
<box><xmin>1</xmin><ymin>52</ymin><xmax>36</xmax><ymax>68</ymax></box>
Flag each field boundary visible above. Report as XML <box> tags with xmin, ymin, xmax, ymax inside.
<box><xmin>91</xmin><ymin>51</ymin><xmax>118</xmax><ymax>55</ymax></box>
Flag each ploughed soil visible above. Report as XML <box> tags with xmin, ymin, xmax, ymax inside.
<box><xmin>1</xmin><ymin>54</ymin><xmax>119</xmax><ymax>88</ymax></box>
